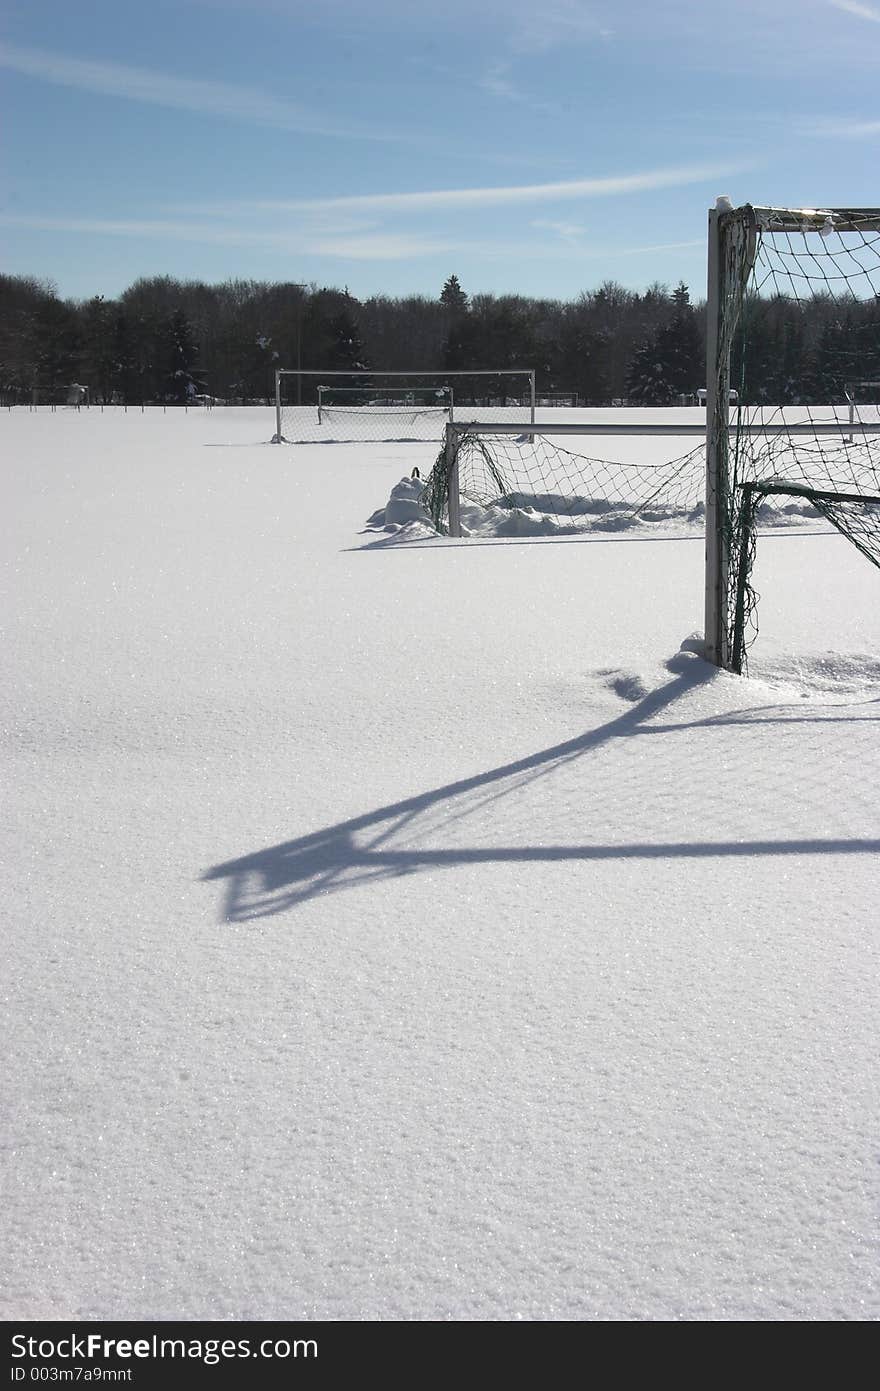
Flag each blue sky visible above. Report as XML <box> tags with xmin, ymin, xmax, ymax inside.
<box><xmin>1</xmin><ymin>0</ymin><xmax>878</xmax><ymax>303</ymax></box>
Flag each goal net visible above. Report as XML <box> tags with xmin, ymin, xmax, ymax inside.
<box><xmin>422</xmin><ymin>421</ymin><xmax>706</xmax><ymax>539</ymax></box>
<box><xmin>274</xmin><ymin>370</ymin><xmax>535</xmax><ymax>444</ymax></box>
<box><xmin>27</xmin><ymin>384</ymin><xmax>90</xmax><ymax>409</ymax></box>
<box><xmin>315</xmin><ymin>384</ymin><xmax>452</xmax><ymax>439</ymax></box>
<box><xmin>706</xmin><ymin>203</ymin><xmax>880</xmax><ymax>670</ymax></box>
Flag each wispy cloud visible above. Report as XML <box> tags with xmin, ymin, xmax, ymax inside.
<box><xmin>0</xmin><ymin>211</ymin><xmax>705</xmax><ymax>265</ymax></box>
<box><xmin>0</xmin><ymin>40</ymin><xmax>400</xmax><ymax>141</ymax></box>
<box><xmin>802</xmin><ymin>115</ymin><xmax>880</xmax><ymax>136</ymax></box>
<box><xmin>478</xmin><ymin>59</ymin><xmax>562</xmax><ymax>114</ymax></box>
<box><xmin>829</xmin><ymin>0</ymin><xmax>880</xmax><ymax>20</ymax></box>
<box><xmin>192</xmin><ymin>0</ymin><xmax>614</xmax><ymax>50</ymax></box>
<box><xmin>0</xmin><ymin>214</ymin><xmax>287</xmax><ymax>247</ymax></box>
<box><xmin>532</xmin><ymin>219</ymin><xmax>586</xmax><ymax>243</ymax></box>
<box><xmin>477</xmin><ymin>3</ymin><xmax>613</xmax><ymax>111</ymax></box>
<box><xmin>0</xmin><ymin>213</ymin><xmax>458</xmax><ymax>260</ymax></box>
<box><xmin>599</xmin><ymin>238</ymin><xmax>703</xmax><ymax>258</ymax></box>
<box><xmin>507</xmin><ymin>0</ymin><xmax>614</xmax><ymax>52</ymax></box>
<box><xmin>174</xmin><ymin>162</ymin><xmax>752</xmax><ymax>217</ymax></box>
<box><xmin>480</xmin><ymin>61</ymin><xmax>519</xmax><ymax>102</ymax></box>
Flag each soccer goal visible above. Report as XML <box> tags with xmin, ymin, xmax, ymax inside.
<box><xmin>273</xmin><ymin>369</ymin><xmax>536</xmax><ymax>444</ymax></box>
<box><xmin>28</xmin><ymin>384</ymin><xmax>90</xmax><ymax>410</ymax></box>
<box><xmin>422</xmin><ymin>419</ymin><xmax>707</xmax><ymax>540</ymax></box>
<box><xmin>705</xmin><ymin>202</ymin><xmax>880</xmax><ymax>671</ymax></box>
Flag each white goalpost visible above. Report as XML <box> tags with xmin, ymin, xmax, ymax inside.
<box><xmin>274</xmin><ymin>369</ymin><xmax>536</xmax><ymax>444</ymax></box>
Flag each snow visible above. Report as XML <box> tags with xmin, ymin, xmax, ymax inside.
<box><xmin>2</xmin><ymin>406</ymin><xmax>878</xmax><ymax>1321</ymax></box>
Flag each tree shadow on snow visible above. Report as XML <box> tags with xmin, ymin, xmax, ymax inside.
<box><xmin>202</xmin><ymin>643</ymin><xmax>880</xmax><ymax>922</ymax></box>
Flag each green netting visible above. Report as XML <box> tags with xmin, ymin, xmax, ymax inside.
<box><xmin>731</xmin><ymin>480</ymin><xmax>880</xmax><ymax>673</ymax></box>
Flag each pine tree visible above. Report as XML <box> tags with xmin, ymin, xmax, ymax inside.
<box><xmin>158</xmin><ymin>308</ymin><xmax>202</xmax><ymax>403</ymax></box>
<box><xmin>660</xmin><ymin>294</ymin><xmax>703</xmax><ymax>396</ymax></box>
<box><xmin>440</xmin><ymin>274</ymin><xmax>469</xmax><ymax>313</ymax></box>
<box><xmin>110</xmin><ymin>311</ymin><xmax>139</xmax><ymax>405</ymax></box>
<box><xmin>327</xmin><ymin>307</ymin><xmax>369</xmax><ymax>386</ymax></box>
<box><xmin>626</xmin><ymin>285</ymin><xmax>703</xmax><ymax>404</ymax></box>
<box><xmin>80</xmin><ymin>296</ymin><xmax>116</xmax><ymax>404</ymax></box>
<box><xmin>548</xmin><ymin>313</ymin><xmax>610</xmax><ymax>403</ymax></box>
<box><xmin>671</xmin><ymin>281</ymin><xmax>691</xmax><ymax>313</ymax></box>
<box><xmin>626</xmin><ymin>339</ymin><xmax>676</xmax><ymax>405</ymax></box>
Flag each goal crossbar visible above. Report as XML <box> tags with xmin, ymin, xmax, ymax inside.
<box><xmin>745</xmin><ymin>481</ymin><xmax>880</xmax><ymax>504</ymax></box>
<box><xmin>749</xmin><ymin>206</ymin><xmax>880</xmax><ymax>232</ymax></box>
<box><xmin>447</xmin><ymin>420</ymin><xmax>880</xmax><ymax>438</ymax></box>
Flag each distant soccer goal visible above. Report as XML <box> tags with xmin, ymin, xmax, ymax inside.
<box><xmin>27</xmin><ymin>383</ymin><xmax>90</xmax><ymax>410</ymax></box>
<box><xmin>273</xmin><ymin>369</ymin><xmax>536</xmax><ymax>444</ymax></box>
<box><xmin>845</xmin><ymin>380</ymin><xmax>880</xmax><ymax>439</ymax></box>
<box><xmin>316</xmin><ymin>383</ymin><xmax>453</xmax><ymax>436</ymax></box>
<box><xmin>705</xmin><ymin>203</ymin><xmax>880</xmax><ymax>672</ymax></box>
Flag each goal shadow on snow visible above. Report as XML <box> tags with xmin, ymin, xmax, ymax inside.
<box><xmin>203</xmin><ymin>644</ymin><xmax>880</xmax><ymax>922</ymax></box>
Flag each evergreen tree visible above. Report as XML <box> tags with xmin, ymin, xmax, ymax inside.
<box><xmin>671</xmin><ymin>281</ymin><xmax>691</xmax><ymax>313</ymax></box>
<box><xmin>660</xmin><ymin>292</ymin><xmax>703</xmax><ymax>395</ymax></box>
<box><xmin>626</xmin><ymin>284</ymin><xmax>703</xmax><ymax>404</ymax></box>
<box><xmin>440</xmin><ymin>274</ymin><xmax>469</xmax><ymax>313</ymax></box>
<box><xmin>110</xmin><ymin>311</ymin><xmax>139</xmax><ymax>405</ymax></box>
<box><xmin>626</xmin><ymin>338</ymin><xmax>676</xmax><ymax>405</ymax></box>
<box><xmin>157</xmin><ymin>308</ymin><xmax>202</xmax><ymax>403</ymax></box>
<box><xmin>547</xmin><ymin>312</ymin><xmax>610</xmax><ymax>403</ymax></box>
<box><xmin>79</xmin><ymin>296</ymin><xmax>116</xmax><ymax>404</ymax></box>
<box><xmin>326</xmin><ymin>305</ymin><xmax>369</xmax><ymax>388</ymax></box>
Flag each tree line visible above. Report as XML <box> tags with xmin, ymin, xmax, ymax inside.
<box><xmin>0</xmin><ymin>271</ymin><xmax>705</xmax><ymax>407</ymax></box>
<box><xmin>1</xmin><ymin>269</ymin><xmax>877</xmax><ymax>407</ymax></box>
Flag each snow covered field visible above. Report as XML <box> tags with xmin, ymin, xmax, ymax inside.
<box><xmin>3</xmin><ymin>406</ymin><xmax>878</xmax><ymax>1321</ymax></box>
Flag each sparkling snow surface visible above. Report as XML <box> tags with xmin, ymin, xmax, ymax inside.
<box><xmin>3</xmin><ymin>407</ymin><xmax>878</xmax><ymax>1322</ymax></box>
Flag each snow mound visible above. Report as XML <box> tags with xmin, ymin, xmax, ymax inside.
<box><xmin>368</xmin><ymin>475</ymin><xmax>827</xmax><ymax>542</ymax></box>
<box><xmin>754</xmin><ymin>499</ymin><xmax>820</xmax><ymax>526</ymax></box>
<box><xmin>367</xmin><ymin>473</ymin><xmax>824</xmax><ymax>543</ymax></box>
<box><xmin>749</xmin><ymin>651</ymin><xmax>880</xmax><ymax>697</ymax></box>
<box><xmin>381</xmin><ymin>518</ymin><xmax>438</xmax><ymax>542</ymax></box>
<box><xmin>462</xmin><ymin>503</ymin><xmax>559</xmax><ymax>538</ymax></box>
<box><xmin>384</xmin><ymin>474</ymin><xmax>430</xmax><ymax>526</ymax></box>
<box><xmin>365</xmin><ymin>475</ymin><xmax>436</xmax><ymax>540</ymax></box>
<box><xmin>457</xmin><ymin>499</ymin><xmax>705</xmax><ymax>539</ymax></box>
